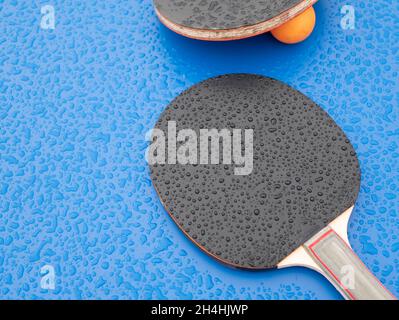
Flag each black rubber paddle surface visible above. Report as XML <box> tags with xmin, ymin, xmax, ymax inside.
<box><xmin>150</xmin><ymin>74</ymin><xmax>360</xmax><ymax>269</ymax></box>
<box><xmin>153</xmin><ymin>0</ymin><xmax>305</xmax><ymax>30</ymax></box>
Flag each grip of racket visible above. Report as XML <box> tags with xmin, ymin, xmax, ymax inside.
<box><xmin>304</xmin><ymin>227</ymin><xmax>396</xmax><ymax>300</ymax></box>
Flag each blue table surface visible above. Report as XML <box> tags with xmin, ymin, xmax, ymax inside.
<box><xmin>0</xmin><ymin>0</ymin><xmax>398</xmax><ymax>299</ymax></box>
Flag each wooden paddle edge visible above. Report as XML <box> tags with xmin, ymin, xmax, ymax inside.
<box><xmin>155</xmin><ymin>0</ymin><xmax>318</xmax><ymax>41</ymax></box>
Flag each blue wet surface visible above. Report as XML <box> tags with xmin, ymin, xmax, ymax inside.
<box><xmin>0</xmin><ymin>0</ymin><xmax>398</xmax><ymax>299</ymax></box>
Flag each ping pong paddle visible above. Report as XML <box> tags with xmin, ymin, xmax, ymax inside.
<box><xmin>148</xmin><ymin>74</ymin><xmax>396</xmax><ymax>300</ymax></box>
<box><xmin>153</xmin><ymin>0</ymin><xmax>317</xmax><ymax>41</ymax></box>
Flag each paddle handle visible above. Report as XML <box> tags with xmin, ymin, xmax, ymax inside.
<box><xmin>304</xmin><ymin>227</ymin><xmax>396</xmax><ymax>300</ymax></box>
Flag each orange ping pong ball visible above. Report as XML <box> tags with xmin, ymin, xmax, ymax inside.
<box><xmin>271</xmin><ymin>7</ymin><xmax>316</xmax><ymax>44</ymax></box>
